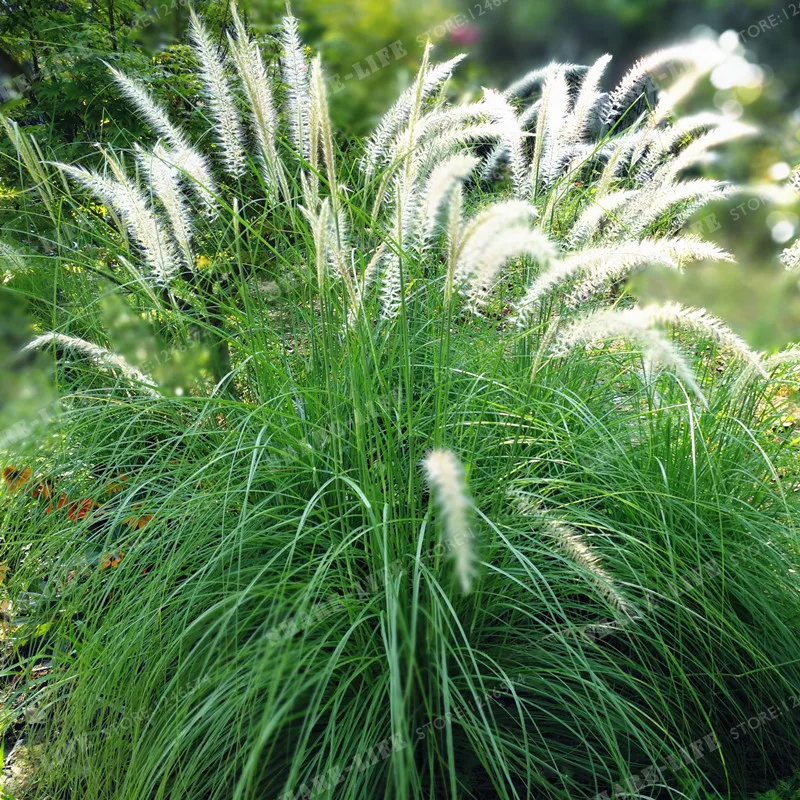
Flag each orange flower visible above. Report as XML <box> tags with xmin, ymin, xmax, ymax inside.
<box><xmin>2</xmin><ymin>466</ymin><xmax>32</xmax><ymax>492</ymax></box>
<box><xmin>67</xmin><ymin>498</ymin><xmax>97</xmax><ymax>521</ymax></box>
<box><xmin>123</xmin><ymin>514</ymin><xmax>153</xmax><ymax>530</ymax></box>
<box><xmin>32</xmin><ymin>481</ymin><xmax>53</xmax><ymax>501</ymax></box>
<box><xmin>100</xmin><ymin>552</ymin><xmax>123</xmax><ymax>570</ymax></box>
<box><xmin>105</xmin><ymin>475</ymin><xmax>127</xmax><ymax>495</ymax></box>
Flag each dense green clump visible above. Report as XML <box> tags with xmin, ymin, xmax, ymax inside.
<box><xmin>1</xmin><ymin>6</ymin><xmax>800</xmax><ymax>799</ymax></box>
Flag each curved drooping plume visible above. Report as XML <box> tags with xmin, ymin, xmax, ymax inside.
<box><xmin>55</xmin><ymin>160</ymin><xmax>178</xmax><ymax>286</ymax></box>
<box><xmin>22</xmin><ymin>332</ymin><xmax>158</xmax><ymax>394</ymax></box>
<box><xmin>422</xmin><ymin>448</ymin><xmax>476</xmax><ymax>595</ymax></box>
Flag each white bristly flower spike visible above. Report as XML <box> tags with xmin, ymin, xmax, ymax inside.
<box><xmin>781</xmin><ymin>240</ymin><xmax>800</xmax><ymax>270</ymax></box>
<box><xmin>464</xmin><ymin>226</ymin><xmax>555</xmax><ymax>311</ymax></box>
<box><xmin>781</xmin><ymin>163</ymin><xmax>800</xmax><ymax>271</ymax></box>
<box><xmin>565</xmin><ymin>235</ymin><xmax>733</xmax><ymax>306</ymax></box>
<box><xmin>362</xmin><ymin>49</ymin><xmax>466</xmax><ymax>176</ymax></box>
<box><xmin>349</xmin><ymin>242</ymin><xmax>388</xmax><ymax>326</ymax></box>
<box><xmin>55</xmin><ymin>161</ymin><xmax>177</xmax><ymax>286</ymax></box>
<box><xmin>0</xmin><ymin>241</ymin><xmax>27</xmax><ymax>276</ymax></box>
<box><xmin>631</xmin><ymin>112</ymin><xmax>724</xmax><ymax>181</ymax></box>
<box><xmin>106</xmin><ymin>66</ymin><xmax>219</xmax><ymax>214</ymax></box>
<box><xmin>309</xmin><ymin>54</ymin><xmax>342</xmax><ymax>231</ymax></box>
<box><xmin>228</xmin><ymin>2</ymin><xmax>284</xmax><ymax>197</ymax></box>
<box><xmin>480</xmin><ymin>89</ymin><xmax>527</xmax><ymax>195</ymax></box>
<box><xmin>515</xmin><ymin>240</ymin><xmax>681</xmax><ymax>324</ymax></box>
<box><xmin>604</xmin><ymin>42</ymin><xmax>722</xmax><ymax>126</ymax></box>
<box><xmin>791</xmin><ymin>165</ymin><xmax>800</xmax><ymax>193</ymax></box>
<box><xmin>567</xmin><ymin>190</ymin><xmax>637</xmax><ymax>248</ymax></box>
<box><xmin>419</xmin><ymin>153</ymin><xmax>479</xmax><ymax>242</ymax></box>
<box><xmin>107</xmin><ymin>64</ymin><xmax>188</xmax><ymax>151</ymax></box>
<box><xmin>444</xmin><ymin>183</ymin><xmax>464</xmax><ymax>305</ymax></box>
<box><xmin>538</xmin><ymin>513</ymin><xmax>632</xmax><ymax>614</ymax></box>
<box><xmin>189</xmin><ymin>7</ymin><xmax>246</xmax><ymax>177</ymax></box>
<box><xmin>22</xmin><ymin>333</ymin><xmax>158</xmax><ymax>395</ymax></box>
<box><xmin>562</xmin><ymin>54</ymin><xmax>612</xmax><ymax>145</ymax></box>
<box><xmin>166</xmin><ymin>146</ymin><xmax>219</xmax><ymax>218</ymax></box>
<box><xmin>637</xmin><ymin>302</ymin><xmax>766</xmax><ymax>377</ymax></box>
<box><xmin>503</xmin><ymin>62</ymin><xmax>586</xmax><ymax>101</ymax></box>
<box><xmin>529</xmin><ymin>65</ymin><xmax>571</xmax><ymax>193</ymax></box>
<box><xmin>765</xmin><ymin>347</ymin><xmax>800</xmax><ymax>371</ymax></box>
<box><xmin>300</xmin><ymin>199</ymin><xmax>356</xmax><ymax>308</ymax></box>
<box><xmin>451</xmin><ymin>200</ymin><xmax>539</xmax><ymax>286</ymax></box>
<box><xmin>552</xmin><ymin>304</ymin><xmax>708</xmax><ymax>405</ymax></box>
<box><xmin>657</xmin><ymin>122</ymin><xmax>758</xmax><ymax>183</ymax></box>
<box><xmin>137</xmin><ymin>143</ymin><xmax>194</xmax><ymax>271</ymax></box>
<box><xmin>612</xmin><ymin>179</ymin><xmax>733</xmax><ymax>240</ymax></box>
<box><xmin>280</xmin><ymin>13</ymin><xmax>311</xmax><ymax>160</ymax></box>
<box><xmin>422</xmin><ymin>449</ymin><xmax>476</xmax><ymax>595</ymax></box>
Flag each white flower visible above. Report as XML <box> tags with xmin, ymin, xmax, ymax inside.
<box><xmin>228</xmin><ymin>3</ymin><xmax>283</xmax><ymax>196</ymax></box>
<box><xmin>189</xmin><ymin>8</ymin><xmax>246</xmax><ymax>177</ymax></box>
<box><xmin>422</xmin><ymin>449</ymin><xmax>476</xmax><ymax>595</ymax></box>
<box><xmin>552</xmin><ymin>304</ymin><xmax>707</xmax><ymax>404</ymax></box>
<box><xmin>280</xmin><ymin>13</ymin><xmax>311</xmax><ymax>160</ymax></box>
<box><xmin>419</xmin><ymin>153</ymin><xmax>479</xmax><ymax>241</ymax></box>
<box><xmin>56</xmin><ymin>161</ymin><xmax>177</xmax><ymax>286</ymax></box>
<box><xmin>362</xmin><ymin>49</ymin><xmax>466</xmax><ymax>176</ymax></box>
<box><xmin>137</xmin><ymin>143</ymin><xmax>194</xmax><ymax>271</ymax></box>
<box><xmin>23</xmin><ymin>333</ymin><xmax>158</xmax><ymax>394</ymax></box>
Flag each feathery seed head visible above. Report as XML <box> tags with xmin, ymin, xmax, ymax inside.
<box><xmin>511</xmin><ymin>493</ymin><xmax>632</xmax><ymax>614</ymax></box>
<box><xmin>781</xmin><ymin>240</ymin><xmax>800</xmax><ymax>271</ymax></box>
<box><xmin>641</xmin><ymin>301</ymin><xmax>766</xmax><ymax>377</ymax></box>
<box><xmin>362</xmin><ymin>51</ymin><xmax>466</xmax><ymax>176</ymax></box>
<box><xmin>503</xmin><ymin>62</ymin><xmax>587</xmax><ymax>101</ymax></box>
<box><xmin>552</xmin><ymin>305</ymin><xmax>707</xmax><ymax>404</ymax></box>
<box><xmin>567</xmin><ymin>190</ymin><xmax>638</xmax><ymax>248</ymax></box>
<box><xmin>189</xmin><ymin>8</ymin><xmax>246</xmax><ymax>177</ymax></box>
<box><xmin>541</xmin><ymin>515</ymin><xmax>631</xmax><ymax>613</ymax></box>
<box><xmin>530</xmin><ymin>65</ymin><xmax>572</xmax><ymax>192</ymax></box>
<box><xmin>562</xmin><ymin>54</ymin><xmax>612</xmax><ymax>145</ymax></box>
<box><xmin>107</xmin><ymin>65</ymin><xmax>187</xmax><ymax>151</ymax></box>
<box><xmin>137</xmin><ymin>143</ymin><xmax>194</xmax><ymax>270</ymax></box>
<box><xmin>604</xmin><ymin>42</ymin><xmax>723</xmax><ymax>126</ymax></box>
<box><xmin>659</xmin><ymin>122</ymin><xmax>758</xmax><ymax>182</ymax></box>
<box><xmin>565</xmin><ymin>235</ymin><xmax>733</xmax><ymax>306</ymax></box>
<box><xmin>452</xmin><ymin>199</ymin><xmax>539</xmax><ymax>283</ymax></box>
<box><xmin>481</xmin><ymin>89</ymin><xmax>527</xmax><ymax>194</ymax></box>
<box><xmin>280</xmin><ymin>13</ymin><xmax>312</xmax><ymax>160</ymax></box>
<box><xmin>464</xmin><ymin>226</ymin><xmax>555</xmax><ymax>311</ymax></box>
<box><xmin>56</xmin><ymin>161</ymin><xmax>178</xmax><ymax>286</ymax></box>
<box><xmin>420</xmin><ymin>153</ymin><xmax>479</xmax><ymax>241</ymax></box>
<box><xmin>765</xmin><ymin>347</ymin><xmax>800</xmax><ymax>371</ymax></box>
<box><xmin>0</xmin><ymin>241</ymin><xmax>27</xmax><ymax>278</ymax></box>
<box><xmin>790</xmin><ymin>165</ymin><xmax>800</xmax><ymax>193</ymax></box>
<box><xmin>422</xmin><ymin>449</ymin><xmax>476</xmax><ymax>595</ymax></box>
<box><xmin>22</xmin><ymin>332</ymin><xmax>158</xmax><ymax>394</ymax></box>
<box><xmin>516</xmin><ymin>239</ymin><xmax>689</xmax><ymax>323</ymax></box>
<box><xmin>309</xmin><ymin>55</ymin><xmax>342</xmax><ymax>225</ymax></box>
<box><xmin>167</xmin><ymin>146</ymin><xmax>219</xmax><ymax>217</ymax></box>
<box><xmin>229</xmin><ymin>2</ymin><xmax>283</xmax><ymax>195</ymax></box>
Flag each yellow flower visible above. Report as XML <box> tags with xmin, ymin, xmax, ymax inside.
<box><xmin>195</xmin><ymin>254</ymin><xmax>212</xmax><ymax>269</ymax></box>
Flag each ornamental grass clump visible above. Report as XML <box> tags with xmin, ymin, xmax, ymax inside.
<box><xmin>1</xmin><ymin>7</ymin><xmax>800</xmax><ymax>800</ymax></box>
